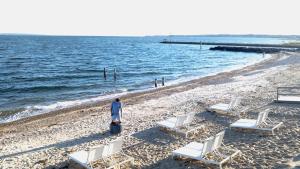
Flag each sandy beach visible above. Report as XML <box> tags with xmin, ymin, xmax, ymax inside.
<box><xmin>1</xmin><ymin>52</ymin><xmax>300</xmax><ymax>169</ymax></box>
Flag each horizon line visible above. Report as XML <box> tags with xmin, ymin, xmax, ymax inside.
<box><xmin>1</xmin><ymin>33</ymin><xmax>300</xmax><ymax>38</ymax></box>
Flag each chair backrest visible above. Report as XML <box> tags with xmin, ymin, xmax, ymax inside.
<box><xmin>102</xmin><ymin>137</ymin><xmax>123</xmax><ymax>158</ymax></box>
<box><xmin>229</xmin><ymin>97</ymin><xmax>241</xmax><ymax>110</ymax></box>
<box><xmin>110</xmin><ymin>138</ymin><xmax>123</xmax><ymax>155</ymax></box>
<box><xmin>102</xmin><ymin>144</ymin><xmax>111</xmax><ymax>158</ymax></box>
<box><xmin>212</xmin><ymin>131</ymin><xmax>225</xmax><ymax>151</ymax></box>
<box><xmin>184</xmin><ymin>112</ymin><xmax>196</xmax><ymax>125</ymax></box>
<box><xmin>261</xmin><ymin>109</ymin><xmax>270</xmax><ymax>123</ymax></box>
<box><xmin>255</xmin><ymin>111</ymin><xmax>265</xmax><ymax>126</ymax></box>
<box><xmin>87</xmin><ymin>145</ymin><xmax>105</xmax><ymax>162</ymax></box>
<box><xmin>201</xmin><ymin>136</ymin><xmax>215</xmax><ymax>156</ymax></box>
<box><xmin>174</xmin><ymin>115</ymin><xmax>188</xmax><ymax>128</ymax></box>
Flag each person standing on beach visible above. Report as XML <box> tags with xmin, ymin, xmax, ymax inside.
<box><xmin>111</xmin><ymin>98</ymin><xmax>122</xmax><ymax>123</ymax></box>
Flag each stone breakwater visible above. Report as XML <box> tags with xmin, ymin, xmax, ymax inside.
<box><xmin>210</xmin><ymin>46</ymin><xmax>296</xmax><ymax>53</ymax></box>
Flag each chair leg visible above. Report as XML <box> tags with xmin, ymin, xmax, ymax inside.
<box><xmin>114</xmin><ymin>164</ymin><xmax>120</xmax><ymax>169</ymax></box>
<box><xmin>131</xmin><ymin>158</ymin><xmax>135</xmax><ymax>167</ymax></box>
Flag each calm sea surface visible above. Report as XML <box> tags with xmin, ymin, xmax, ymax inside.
<box><xmin>0</xmin><ymin>35</ymin><xmax>293</xmax><ymax>123</ymax></box>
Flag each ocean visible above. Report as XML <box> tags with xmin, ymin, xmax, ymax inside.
<box><xmin>0</xmin><ymin>35</ymin><xmax>293</xmax><ymax>123</ymax></box>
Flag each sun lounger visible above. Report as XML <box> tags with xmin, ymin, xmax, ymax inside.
<box><xmin>207</xmin><ymin>97</ymin><xmax>241</xmax><ymax>116</ymax></box>
<box><xmin>69</xmin><ymin>137</ymin><xmax>134</xmax><ymax>169</ymax></box>
<box><xmin>230</xmin><ymin>109</ymin><xmax>283</xmax><ymax>135</ymax></box>
<box><xmin>275</xmin><ymin>87</ymin><xmax>300</xmax><ymax>103</ymax></box>
<box><xmin>157</xmin><ymin>114</ymin><xmax>187</xmax><ymax>130</ymax></box>
<box><xmin>157</xmin><ymin>112</ymin><xmax>202</xmax><ymax>137</ymax></box>
<box><xmin>172</xmin><ymin>131</ymin><xmax>241</xmax><ymax>169</ymax></box>
<box><xmin>163</xmin><ymin>112</ymin><xmax>196</xmax><ymax>125</ymax></box>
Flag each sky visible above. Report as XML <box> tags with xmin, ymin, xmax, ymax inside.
<box><xmin>0</xmin><ymin>0</ymin><xmax>299</xmax><ymax>36</ymax></box>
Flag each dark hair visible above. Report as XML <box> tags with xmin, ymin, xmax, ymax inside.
<box><xmin>116</xmin><ymin>98</ymin><xmax>120</xmax><ymax>102</ymax></box>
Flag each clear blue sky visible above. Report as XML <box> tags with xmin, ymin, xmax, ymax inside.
<box><xmin>0</xmin><ymin>0</ymin><xmax>299</xmax><ymax>36</ymax></box>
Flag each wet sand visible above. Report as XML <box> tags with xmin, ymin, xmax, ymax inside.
<box><xmin>0</xmin><ymin>52</ymin><xmax>300</xmax><ymax>169</ymax></box>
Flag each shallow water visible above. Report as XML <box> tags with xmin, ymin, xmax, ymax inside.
<box><xmin>0</xmin><ymin>35</ymin><xmax>291</xmax><ymax>123</ymax></box>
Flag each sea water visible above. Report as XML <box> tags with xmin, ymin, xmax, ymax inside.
<box><xmin>0</xmin><ymin>35</ymin><xmax>292</xmax><ymax>123</ymax></box>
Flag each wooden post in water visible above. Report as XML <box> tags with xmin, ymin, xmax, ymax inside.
<box><xmin>277</xmin><ymin>87</ymin><xmax>279</xmax><ymax>101</ymax></box>
<box><xmin>103</xmin><ymin>68</ymin><xmax>107</xmax><ymax>79</ymax></box>
<box><xmin>200</xmin><ymin>41</ymin><xmax>202</xmax><ymax>50</ymax></box>
<box><xmin>154</xmin><ymin>78</ymin><xmax>158</xmax><ymax>88</ymax></box>
<box><xmin>113</xmin><ymin>68</ymin><xmax>117</xmax><ymax>80</ymax></box>
<box><xmin>162</xmin><ymin>77</ymin><xmax>165</xmax><ymax>86</ymax></box>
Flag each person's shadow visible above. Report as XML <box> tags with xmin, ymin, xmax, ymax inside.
<box><xmin>0</xmin><ymin>130</ymin><xmax>111</xmax><ymax>160</ymax></box>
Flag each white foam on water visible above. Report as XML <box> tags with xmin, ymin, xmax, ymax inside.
<box><xmin>0</xmin><ymin>91</ymin><xmax>129</xmax><ymax>123</ymax></box>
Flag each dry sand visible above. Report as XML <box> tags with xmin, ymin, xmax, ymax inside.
<box><xmin>0</xmin><ymin>52</ymin><xmax>300</xmax><ymax>169</ymax></box>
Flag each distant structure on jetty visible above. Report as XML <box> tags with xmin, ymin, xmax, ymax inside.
<box><xmin>161</xmin><ymin>40</ymin><xmax>300</xmax><ymax>53</ymax></box>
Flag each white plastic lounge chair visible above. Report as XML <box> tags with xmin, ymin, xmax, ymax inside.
<box><xmin>157</xmin><ymin>112</ymin><xmax>202</xmax><ymax>137</ymax></box>
<box><xmin>69</xmin><ymin>137</ymin><xmax>134</xmax><ymax>169</ymax></box>
<box><xmin>172</xmin><ymin>136</ymin><xmax>214</xmax><ymax>160</ymax></box>
<box><xmin>230</xmin><ymin>109</ymin><xmax>283</xmax><ymax>135</ymax></box>
<box><xmin>172</xmin><ymin>131</ymin><xmax>241</xmax><ymax>169</ymax></box>
<box><xmin>157</xmin><ymin>113</ymin><xmax>196</xmax><ymax>129</ymax></box>
<box><xmin>69</xmin><ymin>145</ymin><xmax>105</xmax><ymax>169</ymax></box>
<box><xmin>163</xmin><ymin>112</ymin><xmax>196</xmax><ymax>126</ymax></box>
<box><xmin>157</xmin><ymin>115</ymin><xmax>187</xmax><ymax>130</ymax></box>
<box><xmin>207</xmin><ymin>97</ymin><xmax>241</xmax><ymax>116</ymax></box>
<box><xmin>275</xmin><ymin>87</ymin><xmax>300</xmax><ymax>103</ymax></box>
